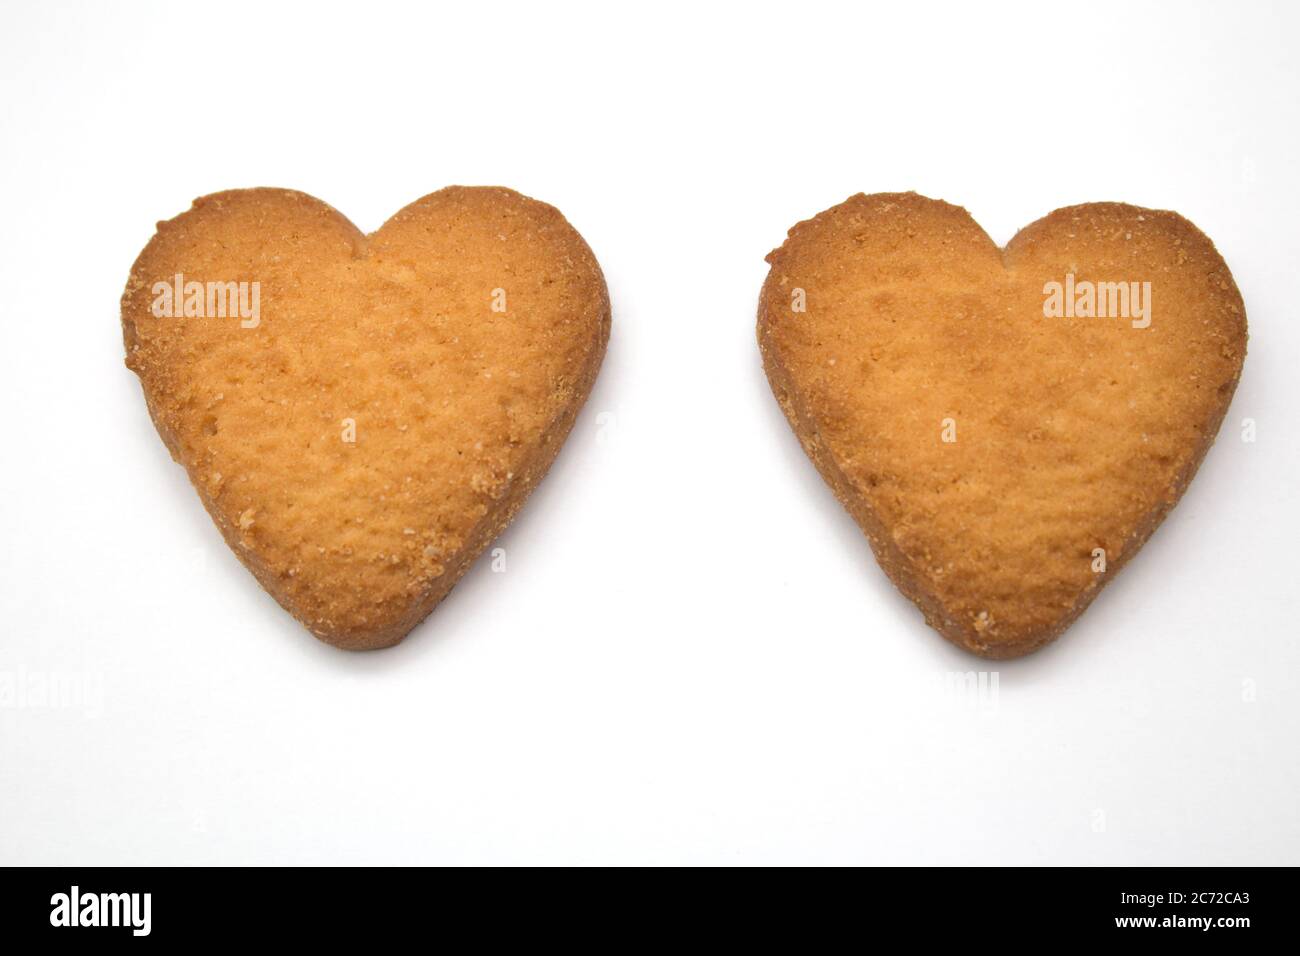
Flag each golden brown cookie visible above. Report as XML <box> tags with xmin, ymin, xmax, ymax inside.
<box><xmin>758</xmin><ymin>193</ymin><xmax>1246</xmax><ymax>658</ymax></box>
<box><xmin>123</xmin><ymin>186</ymin><xmax>609</xmax><ymax>650</ymax></box>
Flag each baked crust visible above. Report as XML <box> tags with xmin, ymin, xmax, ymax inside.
<box><xmin>758</xmin><ymin>193</ymin><xmax>1246</xmax><ymax>658</ymax></box>
<box><xmin>123</xmin><ymin>186</ymin><xmax>609</xmax><ymax>650</ymax></box>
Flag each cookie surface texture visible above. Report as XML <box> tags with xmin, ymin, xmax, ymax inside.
<box><xmin>123</xmin><ymin>186</ymin><xmax>610</xmax><ymax>650</ymax></box>
<box><xmin>758</xmin><ymin>192</ymin><xmax>1246</xmax><ymax>658</ymax></box>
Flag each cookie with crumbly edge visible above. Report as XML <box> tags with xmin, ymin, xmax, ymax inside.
<box><xmin>123</xmin><ymin>186</ymin><xmax>609</xmax><ymax>650</ymax></box>
<box><xmin>758</xmin><ymin>192</ymin><xmax>1246</xmax><ymax>658</ymax></box>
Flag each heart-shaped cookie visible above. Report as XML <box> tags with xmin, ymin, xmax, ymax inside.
<box><xmin>123</xmin><ymin>187</ymin><xmax>609</xmax><ymax>650</ymax></box>
<box><xmin>758</xmin><ymin>193</ymin><xmax>1246</xmax><ymax>658</ymax></box>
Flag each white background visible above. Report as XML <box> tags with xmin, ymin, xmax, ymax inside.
<box><xmin>1</xmin><ymin>0</ymin><xmax>1296</xmax><ymax>866</ymax></box>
